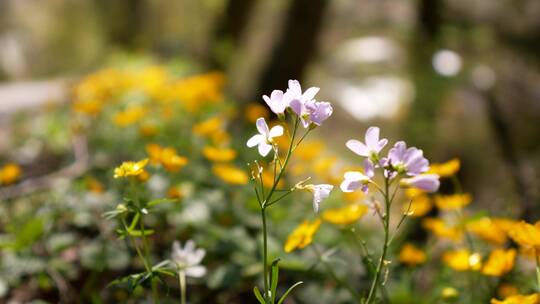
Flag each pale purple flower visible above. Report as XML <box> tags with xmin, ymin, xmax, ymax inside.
<box><xmin>283</xmin><ymin>79</ymin><xmax>320</xmax><ymax>105</ymax></box>
<box><xmin>305</xmin><ymin>184</ymin><xmax>334</xmax><ymax>213</ymax></box>
<box><xmin>290</xmin><ymin>99</ymin><xmax>333</xmax><ymax>128</ymax></box>
<box><xmin>340</xmin><ymin>171</ymin><xmax>372</xmax><ymax>193</ymax></box>
<box><xmin>400</xmin><ymin>174</ymin><xmax>440</xmax><ymax>192</ymax></box>
<box><xmin>263</xmin><ymin>90</ymin><xmax>288</xmax><ymax>115</ymax></box>
<box><xmin>247</xmin><ymin>117</ymin><xmax>284</xmax><ymax>157</ymax></box>
<box><xmin>346</xmin><ymin>127</ymin><xmax>388</xmax><ymax>160</ymax></box>
<box><xmin>171</xmin><ymin>240</ymin><xmax>206</xmax><ymax>278</ymax></box>
<box><xmin>386</xmin><ymin>141</ymin><xmax>429</xmax><ymax>176</ymax></box>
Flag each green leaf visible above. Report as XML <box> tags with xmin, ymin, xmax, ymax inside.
<box><xmin>147</xmin><ymin>198</ymin><xmax>177</xmax><ymax>208</ymax></box>
<box><xmin>127</xmin><ymin>229</ymin><xmax>154</xmax><ymax>237</ymax></box>
<box><xmin>270</xmin><ymin>258</ymin><xmax>280</xmax><ymax>303</ymax></box>
<box><xmin>253</xmin><ymin>286</ymin><xmax>266</xmax><ymax>304</ymax></box>
<box><xmin>277</xmin><ymin>281</ymin><xmax>303</xmax><ymax>304</ymax></box>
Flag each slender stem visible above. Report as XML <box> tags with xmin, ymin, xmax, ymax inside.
<box><xmin>535</xmin><ymin>248</ymin><xmax>540</xmax><ymax>291</ymax></box>
<box><xmin>179</xmin><ymin>270</ymin><xmax>186</xmax><ymax>304</ymax></box>
<box><xmin>261</xmin><ymin>207</ymin><xmax>269</xmax><ymax>302</ymax></box>
<box><xmin>366</xmin><ymin>177</ymin><xmax>391</xmax><ymax>304</ymax></box>
<box><xmin>121</xmin><ymin>218</ymin><xmax>151</xmax><ymax>272</ymax></box>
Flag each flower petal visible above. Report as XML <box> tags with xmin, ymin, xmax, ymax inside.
<box><xmin>365</xmin><ymin>127</ymin><xmax>380</xmax><ymax>151</ymax></box>
<box><xmin>258</xmin><ymin>142</ymin><xmax>273</xmax><ymax>157</ymax></box>
<box><xmin>303</xmin><ymin>87</ymin><xmax>320</xmax><ymax>101</ymax></box>
<box><xmin>247</xmin><ymin>134</ymin><xmax>263</xmax><ymax>147</ymax></box>
<box><xmin>269</xmin><ymin>125</ymin><xmax>284</xmax><ymax>138</ymax></box>
<box><xmin>346</xmin><ymin>139</ymin><xmax>369</xmax><ymax>157</ymax></box>
<box><xmin>185</xmin><ymin>265</ymin><xmax>207</xmax><ymax>278</ymax></box>
<box><xmin>256</xmin><ymin>117</ymin><xmax>269</xmax><ymax>136</ymax></box>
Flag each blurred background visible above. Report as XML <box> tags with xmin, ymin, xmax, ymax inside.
<box><xmin>1</xmin><ymin>0</ymin><xmax>538</xmax><ymax>219</ymax></box>
<box><xmin>0</xmin><ymin>0</ymin><xmax>539</xmax><ymax>302</ymax></box>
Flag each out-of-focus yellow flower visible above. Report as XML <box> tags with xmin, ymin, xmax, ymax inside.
<box><xmin>202</xmin><ymin>146</ymin><xmax>237</xmax><ymax>162</ymax></box>
<box><xmin>167</xmin><ymin>185</ymin><xmax>183</xmax><ymax>199</ymax></box>
<box><xmin>434</xmin><ymin>194</ymin><xmax>472</xmax><ymax>210</ymax></box>
<box><xmin>212</xmin><ymin>164</ymin><xmax>248</xmax><ymax>185</ymax></box>
<box><xmin>313</xmin><ymin>156</ymin><xmax>337</xmax><ymax>179</ymax></box>
<box><xmin>466</xmin><ymin>217</ymin><xmax>508</xmax><ymax>245</ymax></box>
<box><xmin>211</xmin><ymin>130</ymin><xmax>231</xmax><ymax>146</ymax></box>
<box><xmin>113</xmin><ymin>159</ymin><xmax>149</xmax><ymax>179</ymax></box>
<box><xmin>491</xmin><ymin>293</ymin><xmax>539</xmax><ymax>304</ymax></box>
<box><xmin>497</xmin><ymin>284</ymin><xmax>519</xmax><ymax>299</ymax></box>
<box><xmin>0</xmin><ymin>163</ymin><xmax>22</xmax><ymax>185</ymax></box>
<box><xmin>404</xmin><ymin>193</ymin><xmax>432</xmax><ymax>217</ymax></box>
<box><xmin>343</xmin><ymin>190</ymin><xmax>365</xmax><ymax>203</ymax></box>
<box><xmin>429</xmin><ymin>158</ymin><xmax>460</xmax><ymax>177</ymax></box>
<box><xmin>192</xmin><ymin>116</ymin><xmax>224</xmax><ymax>137</ymax></box>
<box><xmin>322</xmin><ymin>203</ymin><xmax>368</xmax><ymax>225</ymax></box>
<box><xmin>442</xmin><ymin>249</ymin><xmax>482</xmax><ymax>272</ymax></box>
<box><xmin>399</xmin><ymin>243</ymin><xmax>427</xmax><ymax>266</ymax></box>
<box><xmin>85</xmin><ymin>177</ymin><xmax>104</xmax><ymax>193</ymax></box>
<box><xmin>145</xmin><ymin>144</ymin><xmax>188</xmax><ymax>173</ymax></box>
<box><xmin>73</xmin><ymin>100</ymin><xmax>103</xmax><ymax>115</ymax></box>
<box><xmin>139</xmin><ymin>123</ymin><xmax>159</xmax><ymax>137</ymax></box>
<box><xmin>509</xmin><ymin>220</ymin><xmax>540</xmax><ymax>249</ymax></box>
<box><xmin>284</xmin><ymin>219</ymin><xmax>321</xmax><ymax>253</ymax></box>
<box><xmin>441</xmin><ymin>287</ymin><xmax>459</xmax><ymax>300</ymax></box>
<box><xmin>481</xmin><ymin>248</ymin><xmax>516</xmax><ymax>277</ymax></box>
<box><xmin>244</xmin><ymin>103</ymin><xmax>269</xmax><ymax>123</ymax></box>
<box><xmin>113</xmin><ymin>105</ymin><xmax>146</xmax><ymax>127</ymax></box>
<box><xmin>260</xmin><ymin>169</ymin><xmax>285</xmax><ymax>189</ymax></box>
<box><xmin>422</xmin><ymin>218</ymin><xmax>463</xmax><ymax>241</ymax></box>
<box><xmin>295</xmin><ymin>140</ymin><xmax>325</xmax><ymax>162</ymax></box>
<box><xmin>172</xmin><ymin>72</ymin><xmax>225</xmax><ymax>112</ymax></box>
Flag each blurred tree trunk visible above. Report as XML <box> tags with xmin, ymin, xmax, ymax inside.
<box><xmin>93</xmin><ymin>0</ymin><xmax>144</xmax><ymax>49</ymax></box>
<box><xmin>209</xmin><ymin>0</ymin><xmax>258</xmax><ymax>69</ymax></box>
<box><xmin>255</xmin><ymin>0</ymin><xmax>328</xmax><ymax>99</ymax></box>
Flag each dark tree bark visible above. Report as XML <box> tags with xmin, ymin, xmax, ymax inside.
<box><xmin>255</xmin><ymin>0</ymin><xmax>329</xmax><ymax>98</ymax></box>
<box><xmin>209</xmin><ymin>0</ymin><xmax>258</xmax><ymax>69</ymax></box>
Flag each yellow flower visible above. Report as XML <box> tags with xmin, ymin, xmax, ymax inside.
<box><xmin>145</xmin><ymin>144</ymin><xmax>188</xmax><ymax>173</ymax></box>
<box><xmin>428</xmin><ymin>158</ymin><xmax>460</xmax><ymax>177</ymax></box>
<box><xmin>466</xmin><ymin>217</ymin><xmax>508</xmax><ymax>245</ymax></box>
<box><xmin>192</xmin><ymin>116</ymin><xmax>224</xmax><ymax>137</ymax></box>
<box><xmin>244</xmin><ymin>103</ymin><xmax>269</xmax><ymax>123</ymax></box>
<box><xmin>441</xmin><ymin>287</ymin><xmax>459</xmax><ymax>300</ymax></box>
<box><xmin>113</xmin><ymin>159</ymin><xmax>149</xmax><ymax>179</ymax></box>
<box><xmin>404</xmin><ymin>193</ymin><xmax>433</xmax><ymax>217</ymax></box>
<box><xmin>322</xmin><ymin>203</ymin><xmax>368</xmax><ymax>225</ymax></box>
<box><xmin>139</xmin><ymin>123</ymin><xmax>159</xmax><ymax>137</ymax></box>
<box><xmin>260</xmin><ymin>169</ymin><xmax>285</xmax><ymax>189</ymax></box>
<box><xmin>295</xmin><ymin>140</ymin><xmax>325</xmax><ymax>162</ymax></box>
<box><xmin>434</xmin><ymin>194</ymin><xmax>472</xmax><ymax>210</ymax></box>
<box><xmin>202</xmin><ymin>146</ymin><xmax>237</xmax><ymax>162</ymax></box>
<box><xmin>482</xmin><ymin>248</ymin><xmax>516</xmax><ymax>277</ymax></box>
<box><xmin>113</xmin><ymin>105</ymin><xmax>146</xmax><ymax>127</ymax></box>
<box><xmin>0</xmin><ymin>163</ymin><xmax>21</xmax><ymax>185</ymax></box>
<box><xmin>210</xmin><ymin>130</ymin><xmax>231</xmax><ymax>146</ymax></box>
<box><xmin>422</xmin><ymin>218</ymin><xmax>463</xmax><ymax>241</ymax></box>
<box><xmin>497</xmin><ymin>284</ymin><xmax>519</xmax><ymax>299</ymax></box>
<box><xmin>491</xmin><ymin>293</ymin><xmax>539</xmax><ymax>304</ymax></box>
<box><xmin>399</xmin><ymin>243</ymin><xmax>427</xmax><ymax>266</ymax></box>
<box><xmin>73</xmin><ymin>100</ymin><xmax>103</xmax><ymax>116</ymax></box>
<box><xmin>212</xmin><ymin>164</ymin><xmax>248</xmax><ymax>185</ymax></box>
<box><xmin>167</xmin><ymin>185</ymin><xmax>183</xmax><ymax>199</ymax></box>
<box><xmin>85</xmin><ymin>177</ymin><xmax>104</xmax><ymax>193</ymax></box>
<box><xmin>284</xmin><ymin>219</ymin><xmax>321</xmax><ymax>253</ymax></box>
<box><xmin>442</xmin><ymin>249</ymin><xmax>482</xmax><ymax>272</ymax></box>
<box><xmin>509</xmin><ymin>220</ymin><xmax>540</xmax><ymax>249</ymax></box>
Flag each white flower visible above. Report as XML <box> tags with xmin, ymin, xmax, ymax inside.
<box><xmin>283</xmin><ymin>79</ymin><xmax>320</xmax><ymax>105</ymax></box>
<box><xmin>304</xmin><ymin>184</ymin><xmax>334</xmax><ymax>212</ymax></box>
<box><xmin>346</xmin><ymin>126</ymin><xmax>388</xmax><ymax>159</ymax></box>
<box><xmin>263</xmin><ymin>90</ymin><xmax>288</xmax><ymax>115</ymax></box>
<box><xmin>340</xmin><ymin>171</ymin><xmax>372</xmax><ymax>193</ymax></box>
<box><xmin>246</xmin><ymin>117</ymin><xmax>284</xmax><ymax>157</ymax></box>
<box><xmin>171</xmin><ymin>240</ymin><xmax>206</xmax><ymax>278</ymax></box>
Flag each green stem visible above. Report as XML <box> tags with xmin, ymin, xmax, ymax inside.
<box><xmin>261</xmin><ymin>207</ymin><xmax>270</xmax><ymax>302</ymax></box>
<box><xmin>366</xmin><ymin>177</ymin><xmax>391</xmax><ymax>304</ymax></box>
<box><xmin>536</xmin><ymin>249</ymin><xmax>540</xmax><ymax>291</ymax></box>
<box><xmin>179</xmin><ymin>270</ymin><xmax>186</xmax><ymax>304</ymax></box>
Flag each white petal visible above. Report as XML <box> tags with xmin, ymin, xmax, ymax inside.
<box><xmin>343</xmin><ymin>171</ymin><xmax>367</xmax><ymax>181</ymax></box>
<box><xmin>346</xmin><ymin>139</ymin><xmax>369</xmax><ymax>157</ymax></box>
<box><xmin>340</xmin><ymin>179</ymin><xmax>361</xmax><ymax>192</ymax></box>
<box><xmin>185</xmin><ymin>265</ymin><xmax>206</xmax><ymax>278</ymax></box>
<box><xmin>269</xmin><ymin>125</ymin><xmax>283</xmax><ymax>138</ymax></box>
<box><xmin>302</xmin><ymin>87</ymin><xmax>320</xmax><ymax>101</ymax></box>
<box><xmin>365</xmin><ymin>127</ymin><xmax>380</xmax><ymax>150</ymax></box>
<box><xmin>258</xmin><ymin>142</ymin><xmax>272</xmax><ymax>157</ymax></box>
<box><xmin>256</xmin><ymin>117</ymin><xmax>269</xmax><ymax>136</ymax></box>
<box><xmin>247</xmin><ymin>134</ymin><xmax>263</xmax><ymax>147</ymax></box>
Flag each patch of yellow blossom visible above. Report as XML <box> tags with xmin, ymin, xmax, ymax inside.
<box><xmin>294</xmin><ymin>140</ymin><xmax>325</xmax><ymax>162</ymax></box>
<box><xmin>398</xmin><ymin>243</ymin><xmax>427</xmax><ymax>266</ymax></box>
<box><xmin>428</xmin><ymin>158</ymin><xmax>460</xmax><ymax>177</ymax></box>
<box><xmin>284</xmin><ymin>219</ymin><xmax>321</xmax><ymax>253</ymax></box>
<box><xmin>491</xmin><ymin>293</ymin><xmax>539</xmax><ymax>304</ymax></box>
<box><xmin>434</xmin><ymin>193</ymin><xmax>472</xmax><ymax>210</ymax></box>
<box><xmin>441</xmin><ymin>287</ymin><xmax>459</xmax><ymax>300</ymax></box>
<box><xmin>466</xmin><ymin>217</ymin><xmax>509</xmax><ymax>245</ymax></box>
<box><xmin>244</xmin><ymin>103</ymin><xmax>269</xmax><ymax>123</ymax></box>
<box><xmin>497</xmin><ymin>284</ymin><xmax>519</xmax><ymax>299</ymax></box>
<box><xmin>146</xmin><ymin>144</ymin><xmax>188</xmax><ymax>173</ymax></box>
<box><xmin>113</xmin><ymin>159</ymin><xmax>149</xmax><ymax>179</ymax></box>
<box><xmin>113</xmin><ymin>105</ymin><xmax>147</xmax><ymax>127</ymax></box>
<box><xmin>442</xmin><ymin>249</ymin><xmax>482</xmax><ymax>272</ymax></box>
<box><xmin>192</xmin><ymin>116</ymin><xmax>225</xmax><ymax>137</ymax></box>
<box><xmin>403</xmin><ymin>188</ymin><xmax>433</xmax><ymax>217</ymax></box>
<box><xmin>0</xmin><ymin>163</ymin><xmax>22</xmax><ymax>185</ymax></box>
<box><xmin>212</xmin><ymin>164</ymin><xmax>248</xmax><ymax>185</ymax></box>
<box><xmin>322</xmin><ymin>203</ymin><xmax>368</xmax><ymax>225</ymax></box>
<box><xmin>508</xmin><ymin>220</ymin><xmax>540</xmax><ymax>251</ymax></box>
<box><xmin>422</xmin><ymin>218</ymin><xmax>463</xmax><ymax>241</ymax></box>
<box><xmin>202</xmin><ymin>146</ymin><xmax>237</xmax><ymax>163</ymax></box>
<box><xmin>167</xmin><ymin>185</ymin><xmax>183</xmax><ymax>199</ymax></box>
<box><xmin>481</xmin><ymin>248</ymin><xmax>516</xmax><ymax>277</ymax></box>
<box><xmin>169</xmin><ymin>72</ymin><xmax>225</xmax><ymax>112</ymax></box>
